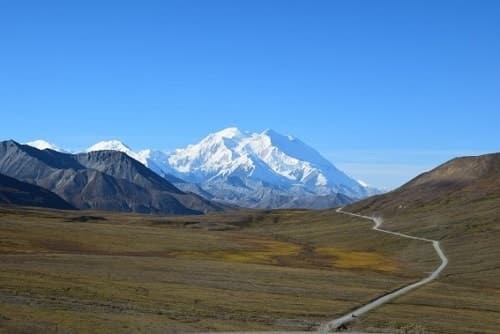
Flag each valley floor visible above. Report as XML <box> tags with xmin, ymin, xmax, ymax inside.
<box><xmin>0</xmin><ymin>206</ymin><xmax>438</xmax><ymax>333</ymax></box>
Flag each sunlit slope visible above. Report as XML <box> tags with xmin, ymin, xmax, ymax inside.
<box><xmin>346</xmin><ymin>153</ymin><xmax>500</xmax><ymax>333</ymax></box>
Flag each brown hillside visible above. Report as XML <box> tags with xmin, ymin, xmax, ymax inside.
<box><xmin>350</xmin><ymin>152</ymin><xmax>500</xmax><ymax>213</ymax></box>
<box><xmin>346</xmin><ymin>152</ymin><xmax>500</xmax><ymax>333</ymax></box>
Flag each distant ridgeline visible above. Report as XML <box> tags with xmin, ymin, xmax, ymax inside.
<box><xmin>37</xmin><ymin>128</ymin><xmax>380</xmax><ymax>209</ymax></box>
<box><xmin>0</xmin><ymin>129</ymin><xmax>382</xmax><ymax>213</ymax></box>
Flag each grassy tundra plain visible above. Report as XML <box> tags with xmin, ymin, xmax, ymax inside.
<box><xmin>0</xmin><ymin>206</ymin><xmax>438</xmax><ymax>333</ymax></box>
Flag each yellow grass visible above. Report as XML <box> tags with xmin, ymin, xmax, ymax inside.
<box><xmin>316</xmin><ymin>247</ymin><xmax>399</xmax><ymax>272</ymax></box>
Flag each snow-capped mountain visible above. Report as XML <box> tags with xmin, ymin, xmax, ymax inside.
<box><xmin>86</xmin><ymin>140</ymin><xmax>132</xmax><ymax>154</ymax></box>
<box><xmin>84</xmin><ymin>128</ymin><xmax>379</xmax><ymax>208</ymax></box>
<box><xmin>85</xmin><ymin>140</ymin><xmax>171</xmax><ymax>177</ymax></box>
<box><xmin>166</xmin><ymin>128</ymin><xmax>372</xmax><ymax>199</ymax></box>
<box><xmin>25</xmin><ymin>140</ymin><xmax>66</xmax><ymax>152</ymax></box>
<box><xmin>86</xmin><ymin>140</ymin><xmax>149</xmax><ymax>165</ymax></box>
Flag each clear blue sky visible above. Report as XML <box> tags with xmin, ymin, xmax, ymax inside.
<box><xmin>1</xmin><ymin>1</ymin><xmax>499</xmax><ymax>188</ymax></box>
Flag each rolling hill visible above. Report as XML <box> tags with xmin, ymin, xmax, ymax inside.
<box><xmin>345</xmin><ymin>152</ymin><xmax>500</xmax><ymax>333</ymax></box>
<box><xmin>349</xmin><ymin>152</ymin><xmax>500</xmax><ymax>213</ymax></box>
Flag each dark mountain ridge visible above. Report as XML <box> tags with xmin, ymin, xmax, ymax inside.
<box><xmin>0</xmin><ymin>140</ymin><xmax>224</xmax><ymax>215</ymax></box>
<box><xmin>0</xmin><ymin>173</ymin><xmax>74</xmax><ymax>210</ymax></box>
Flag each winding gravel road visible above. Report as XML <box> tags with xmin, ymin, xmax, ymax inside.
<box><xmin>198</xmin><ymin>208</ymin><xmax>448</xmax><ymax>333</ymax></box>
<box><xmin>318</xmin><ymin>208</ymin><xmax>448</xmax><ymax>333</ymax></box>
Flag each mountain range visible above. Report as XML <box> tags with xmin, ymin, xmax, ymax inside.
<box><xmin>78</xmin><ymin>128</ymin><xmax>379</xmax><ymax>209</ymax></box>
<box><xmin>0</xmin><ymin>140</ymin><xmax>224</xmax><ymax>215</ymax></box>
<box><xmin>1</xmin><ymin>128</ymin><xmax>381</xmax><ymax>213</ymax></box>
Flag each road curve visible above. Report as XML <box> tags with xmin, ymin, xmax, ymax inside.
<box><xmin>318</xmin><ymin>208</ymin><xmax>448</xmax><ymax>333</ymax></box>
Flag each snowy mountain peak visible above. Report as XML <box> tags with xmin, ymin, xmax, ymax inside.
<box><xmin>86</xmin><ymin>140</ymin><xmax>131</xmax><ymax>153</ymax></box>
<box><xmin>25</xmin><ymin>140</ymin><xmax>64</xmax><ymax>152</ymax></box>
<box><xmin>166</xmin><ymin>128</ymin><xmax>375</xmax><ymax>199</ymax></box>
<box><xmin>212</xmin><ymin>127</ymin><xmax>242</xmax><ymax>139</ymax></box>
<box><xmin>84</xmin><ymin>140</ymin><xmax>168</xmax><ymax>173</ymax></box>
<box><xmin>21</xmin><ymin>129</ymin><xmax>381</xmax><ymax>209</ymax></box>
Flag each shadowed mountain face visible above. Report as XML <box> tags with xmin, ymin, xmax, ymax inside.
<box><xmin>349</xmin><ymin>153</ymin><xmax>500</xmax><ymax>212</ymax></box>
<box><xmin>0</xmin><ymin>173</ymin><xmax>74</xmax><ymax>210</ymax></box>
<box><xmin>0</xmin><ymin>140</ymin><xmax>224</xmax><ymax>215</ymax></box>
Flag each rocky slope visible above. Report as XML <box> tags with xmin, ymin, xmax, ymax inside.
<box><xmin>0</xmin><ymin>173</ymin><xmax>74</xmax><ymax>210</ymax></box>
<box><xmin>0</xmin><ymin>140</ymin><xmax>224</xmax><ymax>215</ymax></box>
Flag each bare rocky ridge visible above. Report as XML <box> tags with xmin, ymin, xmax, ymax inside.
<box><xmin>0</xmin><ymin>140</ymin><xmax>224</xmax><ymax>215</ymax></box>
<box><xmin>0</xmin><ymin>173</ymin><xmax>74</xmax><ymax>210</ymax></box>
